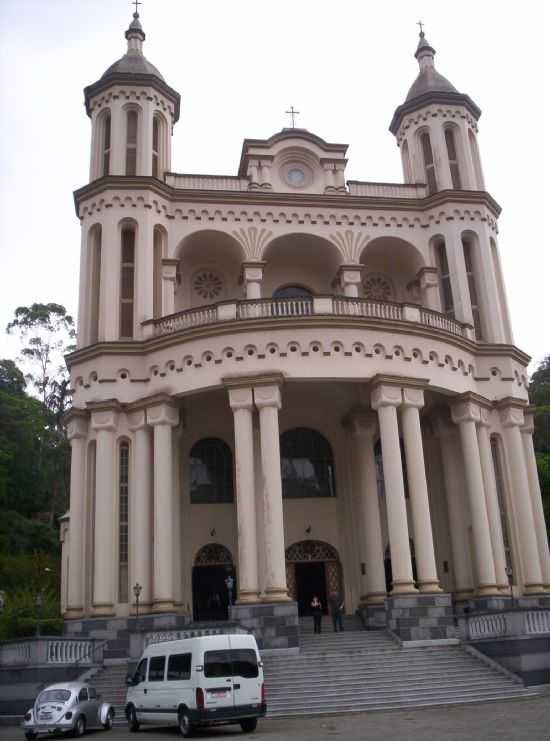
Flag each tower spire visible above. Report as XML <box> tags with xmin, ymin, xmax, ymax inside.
<box><xmin>125</xmin><ymin>4</ymin><xmax>146</xmax><ymax>55</ymax></box>
<box><xmin>414</xmin><ymin>24</ymin><xmax>436</xmax><ymax>71</ymax></box>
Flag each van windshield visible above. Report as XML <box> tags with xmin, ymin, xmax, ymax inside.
<box><xmin>204</xmin><ymin>649</ymin><xmax>258</xmax><ymax>679</ymax></box>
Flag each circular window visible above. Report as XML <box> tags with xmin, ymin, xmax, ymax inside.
<box><xmin>193</xmin><ymin>270</ymin><xmax>223</xmax><ymax>300</ymax></box>
<box><xmin>287</xmin><ymin>167</ymin><xmax>305</xmax><ymax>186</ymax></box>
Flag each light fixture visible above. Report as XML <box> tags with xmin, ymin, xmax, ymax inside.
<box><xmin>305</xmin><ymin>525</ymin><xmax>312</xmax><ymax>534</ymax></box>
<box><xmin>210</xmin><ymin>528</ymin><xmax>216</xmax><ymax>537</ymax></box>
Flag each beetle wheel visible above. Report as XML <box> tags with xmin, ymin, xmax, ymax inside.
<box><xmin>178</xmin><ymin>709</ymin><xmax>194</xmax><ymax>738</ymax></box>
<box><xmin>25</xmin><ymin>733</ymin><xmax>37</xmax><ymax>740</ymax></box>
<box><xmin>73</xmin><ymin>716</ymin><xmax>86</xmax><ymax>737</ymax></box>
<box><xmin>127</xmin><ymin>706</ymin><xmax>140</xmax><ymax>733</ymax></box>
<box><xmin>103</xmin><ymin>709</ymin><xmax>114</xmax><ymax>730</ymax></box>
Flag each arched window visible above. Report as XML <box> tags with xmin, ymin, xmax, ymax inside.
<box><xmin>468</xmin><ymin>129</ymin><xmax>484</xmax><ymax>189</ymax></box>
<box><xmin>126</xmin><ymin>110</ymin><xmax>138</xmax><ymax>176</ymax></box>
<box><xmin>420</xmin><ymin>132</ymin><xmax>437</xmax><ymax>194</ymax></box>
<box><xmin>462</xmin><ymin>238</ymin><xmax>483</xmax><ymax>339</ymax></box>
<box><xmin>120</xmin><ymin>227</ymin><xmax>135</xmax><ymax>339</ymax></box>
<box><xmin>273</xmin><ymin>285</ymin><xmax>312</xmax><ymax>299</ymax></box>
<box><xmin>118</xmin><ymin>440</ymin><xmax>130</xmax><ymax>603</ymax></box>
<box><xmin>102</xmin><ymin>113</ymin><xmax>111</xmax><ymax>176</ymax></box>
<box><xmin>435</xmin><ymin>241</ymin><xmax>455</xmax><ymax>318</ymax></box>
<box><xmin>401</xmin><ymin>139</ymin><xmax>412</xmax><ymax>182</ymax></box>
<box><xmin>88</xmin><ymin>225</ymin><xmax>102</xmax><ymax>344</ymax></box>
<box><xmin>280</xmin><ymin>428</ymin><xmax>336</xmax><ymax>498</ymax></box>
<box><xmin>152</xmin><ymin>117</ymin><xmax>160</xmax><ymax>178</ymax></box>
<box><xmin>190</xmin><ymin>438</ymin><xmax>234</xmax><ymax>503</ymax></box>
<box><xmin>445</xmin><ymin>128</ymin><xmax>461</xmax><ymax>189</ymax></box>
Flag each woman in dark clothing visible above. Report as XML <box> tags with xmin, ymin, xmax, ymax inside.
<box><xmin>311</xmin><ymin>595</ymin><xmax>323</xmax><ymax>634</ymax></box>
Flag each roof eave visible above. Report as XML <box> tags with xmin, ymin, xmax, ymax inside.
<box><xmin>84</xmin><ymin>73</ymin><xmax>181</xmax><ymax>122</ymax></box>
<box><xmin>389</xmin><ymin>91</ymin><xmax>481</xmax><ymax>135</ymax></box>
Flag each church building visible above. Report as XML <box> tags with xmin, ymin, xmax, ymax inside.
<box><xmin>61</xmin><ymin>9</ymin><xmax>550</xmax><ymax>649</ymax></box>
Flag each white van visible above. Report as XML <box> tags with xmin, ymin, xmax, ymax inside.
<box><xmin>125</xmin><ymin>633</ymin><xmax>266</xmax><ymax>737</ymax></box>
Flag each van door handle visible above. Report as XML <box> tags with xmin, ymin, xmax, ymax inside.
<box><xmin>233</xmin><ymin>684</ymin><xmax>240</xmax><ymax>690</ymax></box>
<box><xmin>143</xmin><ymin>689</ymin><xmax>147</xmax><ymax>694</ymax></box>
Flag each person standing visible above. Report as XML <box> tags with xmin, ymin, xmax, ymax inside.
<box><xmin>328</xmin><ymin>591</ymin><xmax>344</xmax><ymax>632</ymax></box>
<box><xmin>311</xmin><ymin>595</ymin><xmax>323</xmax><ymax>634</ymax></box>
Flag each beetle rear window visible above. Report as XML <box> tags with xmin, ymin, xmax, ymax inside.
<box><xmin>38</xmin><ymin>690</ymin><xmax>71</xmax><ymax>704</ymax></box>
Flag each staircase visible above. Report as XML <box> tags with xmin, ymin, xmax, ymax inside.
<box><xmin>87</xmin><ymin>663</ymin><xmax>129</xmax><ymax>726</ymax></box>
<box><xmin>262</xmin><ymin>617</ymin><xmax>538</xmax><ymax>717</ymax></box>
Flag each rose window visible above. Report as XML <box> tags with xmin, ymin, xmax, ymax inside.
<box><xmin>193</xmin><ymin>270</ymin><xmax>223</xmax><ymax>299</ymax></box>
<box><xmin>363</xmin><ymin>273</ymin><xmax>393</xmax><ymax>301</ymax></box>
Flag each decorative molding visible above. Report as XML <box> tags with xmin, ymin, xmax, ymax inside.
<box><xmin>232</xmin><ymin>227</ymin><xmax>273</xmax><ymax>260</ymax></box>
<box><xmin>329</xmin><ymin>229</ymin><xmax>370</xmax><ymax>262</ymax></box>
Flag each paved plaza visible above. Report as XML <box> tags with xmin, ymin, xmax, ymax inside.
<box><xmin>4</xmin><ymin>698</ymin><xmax>550</xmax><ymax>741</ymax></box>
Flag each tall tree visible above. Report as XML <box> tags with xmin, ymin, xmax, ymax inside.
<box><xmin>529</xmin><ymin>354</ymin><xmax>550</xmax><ymax>532</ymax></box>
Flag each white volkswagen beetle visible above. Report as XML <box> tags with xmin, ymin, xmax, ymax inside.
<box><xmin>21</xmin><ymin>681</ymin><xmax>114</xmax><ymax>738</ymax></box>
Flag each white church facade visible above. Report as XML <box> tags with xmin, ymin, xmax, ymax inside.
<box><xmin>61</xmin><ymin>11</ymin><xmax>550</xmax><ymax>648</ymax></box>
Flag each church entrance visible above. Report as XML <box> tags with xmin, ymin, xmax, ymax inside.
<box><xmin>192</xmin><ymin>544</ymin><xmax>236</xmax><ymax>622</ymax></box>
<box><xmin>285</xmin><ymin>540</ymin><xmax>342</xmax><ymax>617</ymax></box>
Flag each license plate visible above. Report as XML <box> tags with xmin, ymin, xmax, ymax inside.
<box><xmin>210</xmin><ymin>691</ymin><xmax>227</xmax><ymax>698</ymax></box>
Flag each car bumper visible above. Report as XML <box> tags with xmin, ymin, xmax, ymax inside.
<box><xmin>189</xmin><ymin>702</ymin><xmax>267</xmax><ymax>724</ymax></box>
<box><xmin>21</xmin><ymin>722</ymin><xmax>75</xmax><ymax>734</ymax></box>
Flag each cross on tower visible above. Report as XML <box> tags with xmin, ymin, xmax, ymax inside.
<box><xmin>285</xmin><ymin>106</ymin><xmax>300</xmax><ymax>128</ymax></box>
<box><xmin>132</xmin><ymin>0</ymin><xmax>142</xmax><ymax>14</ymax></box>
<box><xmin>417</xmin><ymin>19</ymin><xmax>424</xmax><ymax>35</ymax></box>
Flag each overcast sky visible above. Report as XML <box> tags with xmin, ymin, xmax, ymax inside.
<box><xmin>1</xmin><ymin>0</ymin><xmax>548</xmax><ymax>373</ymax></box>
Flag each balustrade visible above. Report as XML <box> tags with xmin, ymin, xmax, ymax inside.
<box><xmin>164</xmin><ymin>174</ymin><xmax>249</xmax><ymax>191</ymax></box>
<box><xmin>347</xmin><ymin>181</ymin><xmax>428</xmax><ymax>198</ymax></box>
<box><xmin>524</xmin><ymin>610</ymin><xmax>550</xmax><ymax>635</ymax></box>
<box><xmin>468</xmin><ymin>613</ymin><xmax>508</xmax><ymax>639</ymax></box>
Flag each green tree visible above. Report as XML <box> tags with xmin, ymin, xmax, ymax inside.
<box><xmin>529</xmin><ymin>354</ymin><xmax>550</xmax><ymax>533</ymax></box>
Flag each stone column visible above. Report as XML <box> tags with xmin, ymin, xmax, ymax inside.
<box><xmin>128</xmin><ymin>409</ymin><xmax>153</xmax><ymax>611</ymax></box>
<box><xmin>242</xmin><ymin>263</ymin><xmax>265</xmax><ymax>300</ymax></box>
<box><xmin>401</xmin><ymin>388</ymin><xmax>441</xmax><ymax>593</ymax></box>
<box><xmin>254</xmin><ymin>383</ymin><xmax>289</xmax><ymax>601</ymax></box>
<box><xmin>522</xmin><ymin>410</ymin><xmax>550</xmax><ymax>590</ymax></box>
<box><xmin>135</xmin><ymin>210</ymin><xmax>153</xmax><ymax>338</ymax></box>
<box><xmin>338</xmin><ymin>266</ymin><xmax>362</xmax><ymax>298</ymax></box>
<box><xmin>433</xmin><ymin>414</ymin><xmax>474</xmax><ymax>599</ymax></box>
<box><xmin>228</xmin><ymin>387</ymin><xmax>260</xmax><ymax>602</ymax></box>
<box><xmin>259</xmin><ymin>159</ymin><xmax>272</xmax><ymax>189</ymax></box>
<box><xmin>109</xmin><ymin>98</ymin><xmax>126</xmax><ymax>176</ymax></box>
<box><xmin>65</xmin><ymin>410</ymin><xmax>89</xmax><ymax>617</ymax></box>
<box><xmin>477</xmin><ymin>409</ymin><xmax>509</xmax><ymax>591</ymax></box>
<box><xmin>90</xmin><ymin>404</ymin><xmax>120</xmax><ymax>615</ymax></box>
<box><xmin>451</xmin><ymin>398</ymin><xmax>499</xmax><ymax>595</ymax></box>
<box><xmin>147</xmin><ymin>398</ymin><xmax>179</xmax><ymax>611</ymax></box>
<box><xmin>348</xmin><ymin>412</ymin><xmax>386</xmax><ymax>603</ymax></box>
<box><xmin>498</xmin><ymin>402</ymin><xmax>544</xmax><ymax>593</ymax></box>
<box><xmin>442</xmin><ymin>224</ymin><xmax>474</xmax><ymax>327</ymax></box>
<box><xmin>430</xmin><ymin>123</ymin><xmax>454</xmax><ymax>191</ymax></box>
<box><xmin>161</xmin><ymin>259</ymin><xmax>179</xmax><ymax>317</ymax></box>
<box><xmin>371</xmin><ymin>383</ymin><xmax>417</xmax><ymax>594</ymax></box>
<box><xmin>98</xmin><ymin>209</ymin><xmax>120</xmax><ymax>342</ymax></box>
<box><xmin>417</xmin><ymin>267</ymin><xmax>441</xmax><ymax>312</ymax></box>
<box><xmin>139</xmin><ymin>99</ymin><xmax>153</xmax><ymax>177</ymax></box>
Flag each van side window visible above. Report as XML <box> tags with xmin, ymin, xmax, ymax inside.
<box><xmin>134</xmin><ymin>658</ymin><xmax>147</xmax><ymax>684</ymax></box>
<box><xmin>167</xmin><ymin>653</ymin><xmax>191</xmax><ymax>680</ymax></box>
<box><xmin>204</xmin><ymin>650</ymin><xmax>232</xmax><ymax>678</ymax></box>
<box><xmin>230</xmin><ymin>649</ymin><xmax>259</xmax><ymax>679</ymax></box>
<box><xmin>148</xmin><ymin>656</ymin><xmax>166</xmax><ymax>682</ymax></box>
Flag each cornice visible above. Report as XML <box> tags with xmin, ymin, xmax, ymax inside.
<box><xmin>84</xmin><ymin>74</ymin><xmax>181</xmax><ymax>122</ymax></box>
<box><xmin>65</xmin><ymin>314</ymin><xmax>531</xmax><ymax>371</ymax></box>
<box><xmin>390</xmin><ymin>91</ymin><xmax>481</xmax><ymax>135</ymax></box>
<box><xmin>73</xmin><ymin>176</ymin><xmax>502</xmax><ymax>221</ymax></box>
<box><xmin>222</xmin><ymin>372</ymin><xmax>285</xmax><ymax>390</ymax></box>
<box><xmin>371</xmin><ymin>374</ymin><xmax>430</xmax><ymax>390</ymax></box>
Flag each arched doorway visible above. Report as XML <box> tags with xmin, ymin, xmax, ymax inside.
<box><xmin>192</xmin><ymin>544</ymin><xmax>236</xmax><ymax>622</ymax></box>
<box><xmin>285</xmin><ymin>540</ymin><xmax>342</xmax><ymax>617</ymax></box>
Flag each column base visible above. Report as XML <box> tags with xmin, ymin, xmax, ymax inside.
<box><xmin>236</xmin><ymin>591</ymin><xmax>261</xmax><ymax>604</ymax></box>
<box><xmin>229</xmin><ymin>601</ymin><xmax>298</xmax><ymax>651</ymax></box>
<box><xmin>523</xmin><ymin>584</ymin><xmax>546</xmax><ymax>595</ymax></box>
<box><xmin>263</xmin><ymin>588</ymin><xmax>291</xmax><ymax>602</ymax></box>
<box><xmin>453</xmin><ymin>589</ymin><xmax>475</xmax><ymax>602</ymax></box>
<box><xmin>476</xmin><ymin>585</ymin><xmax>501</xmax><ymax>597</ymax></box>
<box><xmin>386</xmin><ymin>593</ymin><xmax>457</xmax><ymax>641</ymax></box>
<box><xmin>91</xmin><ymin>605</ymin><xmax>115</xmax><ymax>617</ymax></box>
<box><xmin>390</xmin><ymin>581</ymin><xmax>418</xmax><ymax>595</ymax></box>
<box><xmin>418</xmin><ymin>581</ymin><xmax>444</xmax><ymax>594</ymax></box>
<box><xmin>64</xmin><ymin>607</ymin><xmax>85</xmax><ymax>619</ymax></box>
<box><xmin>498</xmin><ymin>585</ymin><xmax>512</xmax><ymax>595</ymax></box>
<box><xmin>365</xmin><ymin>592</ymin><xmax>387</xmax><ymax>605</ymax></box>
<box><xmin>152</xmin><ymin>600</ymin><xmax>176</xmax><ymax>613</ymax></box>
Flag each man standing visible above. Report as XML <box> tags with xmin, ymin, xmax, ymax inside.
<box><xmin>328</xmin><ymin>591</ymin><xmax>344</xmax><ymax>632</ymax></box>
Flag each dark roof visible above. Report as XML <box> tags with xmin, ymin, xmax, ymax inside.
<box><xmin>405</xmin><ymin>66</ymin><xmax>458</xmax><ymax>101</ymax></box>
<box><xmin>101</xmin><ymin>52</ymin><xmax>165</xmax><ymax>81</ymax></box>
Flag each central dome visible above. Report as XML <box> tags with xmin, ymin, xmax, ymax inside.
<box><xmin>101</xmin><ymin>52</ymin><xmax>165</xmax><ymax>81</ymax></box>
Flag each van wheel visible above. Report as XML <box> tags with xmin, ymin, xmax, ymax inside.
<box><xmin>127</xmin><ymin>706</ymin><xmax>140</xmax><ymax>733</ymax></box>
<box><xmin>178</xmin><ymin>709</ymin><xmax>194</xmax><ymax>738</ymax></box>
<box><xmin>240</xmin><ymin>718</ymin><xmax>258</xmax><ymax>733</ymax></box>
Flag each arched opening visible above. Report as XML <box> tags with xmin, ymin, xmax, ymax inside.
<box><xmin>401</xmin><ymin>139</ymin><xmax>412</xmax><ymax>182</ymax></box>
<box><xmin>461</xmin><ymin>232</ymin><xmax>484</xmax><ymax>339</ymax></box>
<box><xmin>125</xmin><ymin>108</ymin><xmax>139</xmax><ymax>176</ymax></box>
<box><xmin>192</xmin><ymin>544</ymin><xmax>236</xmax><ymax>621</ymax></box>
<box><xmin>272</xmin><ymin>284</ymin><xmax>312</xmax><ymax>299</ymax></box>
<box><xmin>175</xmin><ymin>230</ymin><xmax>245</xmax><ymax>312</ymax></box>
<box><xmin>360</xmin><ymin>237</ymin><xmax>425</xmax><ymax>304</ymax></box>
<box><xmin>280</xmin><ymin>427</ymin><xmax>336</xmax><ymax>499</ymax></box>
<box><xmin>468</xmin><ymin>129</ymin><xmax>484</xmax><ymax>189</ymax></box>
<box><xmin>285</xmin><ymin>540</ymin><xmax>342</xmax><ymax>617</ymax></box>
<box><xmin>419</xmin><ymin>130</ymin><xmax>437</xmax><ymax>194</ymax></box>
<box><xmin>119</xmin><ymin>224</ymin><xmax>136</xmax><ymax>339</ymax></box>
<box><xmin>433</xmin><ymin>237</ymin><xmax>455</xmax><ymax>318</ymax></box>
<box><xmin>262</xmin><ymin>233</ymin><xmax>343</xmax><ymax>298</ymax></box>
<box><xmin>190</xmin><ymin>438</ymin><xmax>234</xmax><ymax>504</ymax></box>
<box><xmin>102</xmin><ymin>112</ymin><xmax>111</xmax><ymax>177</ymax></box>
<box><xmin>444</xmin><ymin>127</ymin><xmax>461</xmax><ymax>189</ymax></box>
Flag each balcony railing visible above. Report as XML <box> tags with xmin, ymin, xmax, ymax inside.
<box><xmin>347</xmin><ymin>181</ymin><xmax>428</xmax><ymax>198</ymax></box>
<box><xmin>164</xmin><ymin>173</ymin><xmax>249</xmax><ymax>191</ymax></box>
<box><xmin>147</xmin><ymin>297</ymin><xmax>472</xmax><ymax>340</ymax></box>
<box><xmin>0</xmin><ymin>638</ymin><xmax>102</xmax><ymax>667</ymax></box>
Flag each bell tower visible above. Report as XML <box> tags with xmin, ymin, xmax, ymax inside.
<box><xmin>83</xmin><ymin>10</ymin><xmax>180</xmax><ymax>182</ymax></box>
<box><xmin>390</xmin><ymin>29</ymin><xmax>485</xmax><ymax>193</ymax></box>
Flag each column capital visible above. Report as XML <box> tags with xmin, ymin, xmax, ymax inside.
<box><xmin>371</xmin><ymin>383</ymin><xmax>401</xmax><ymax>410</ymax></box>
<box><xmin>337</xmin><ymin>264</ymin><xmax>363</xmax><ymax>282</ymax></box>
<box><xmin>402</xmin><ymin>387</ymin><xmax>425</xmax><ymax>410</ymax></box>
<box><xmin>127</xmin><ymin>409</ymin><xmax>148</xmax><ymax>431</ymax></box>
<box><xmin>240</xmin><ymin>261</ymin><xmax>266</xmax><ymax>282</ymax></box>
<box><xmin>64</xmin><ymin>408</ymin><xmax>89</xmax><ymax>440</ymax></box>
<box><xmin>228</xmin><ymin>386</ymin><xmax>254</xmax><ymax>411</ymax></box>
<box><xmin>254</xmin><ymin>383</ymin><xmax>281</xmax><ymax>410</ymax></box>
<box><xmin>147</xmin><ymin>399</ymin><xmax>179</xmax><ymax>427</ymax></box>
<box><xmin>450</xmin><ymin>392</ymin><xmax>490</xmax><ymax>425</ymax></box>
<box><xmin>521</xmin><ymin>407</ymin><xmax>536</xmax><ymax>435</ymax></box>
<box><xmin>498</xmin><ymin>404</ymin><xmax>525</xmax><ymax>429</ymax></box>
<box><xmin>416</xmin><ymin>266</ymin><xmax>439</xmax><ymax>289</ymax></box>
<box><xmin>88</xmin><ymin>400</ymin><xmax>121</xmax><ymax>431</ymax></box>
<box><xmin>344</xmin><ymin>407</ymin><xmax>378</xmax><ymax>438</ymax></box>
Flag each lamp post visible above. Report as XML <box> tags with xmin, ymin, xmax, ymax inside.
<box><xmin>133</xmin><ymin>583</ymin><xmax>142</xmax><ymax>621</ymax></box>
<box><xmin>35</xmin><ymin>592</ymin><xmax>43</xmax><ymax>637</ymax></box>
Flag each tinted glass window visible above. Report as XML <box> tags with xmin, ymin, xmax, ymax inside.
<box><xmin>167</xmin><ymin>653</ymin><xmax>191</xmax><ymax>680</ymax></box>
<box><xmin>78</xmin><ymin>688</ymin><xmax>88</xmax><ymax>702</ymax></box>
<box><xmin>190</xmin><ymin>438</ymin><xmax>234</xmax><ymax>504</ymax></box>
<box><xmin>204</xmin><ymin>650</ymin><xmax>232</xmax><ymax>678</ymax></box>
<box><xmin>88</xmin><ymin>688</ymin><xmax>97</xmax><ymax>699</ymax></box>
<box><xmin>148</xmin><ymin>656</ymin><xmax>166</xmax><ymax>682</ymax></box>
<box><xmin>38</xmin><ymin>690</ymin><xmax>71</xmax><ymax>704</ymax></box>
<box><xmin>230</xmin><ymin>649</ymin><xmax>258</xmax><ymax>678</ymax></box>
<box><xmin>281</xmin><ymin>428</ymin><xmax>336</xmax><ymax>498</ymax></box>
<box><xmin>134</xmin><ymin>658</ymin><xmax>147</xmax><ymax>684</ymax></box>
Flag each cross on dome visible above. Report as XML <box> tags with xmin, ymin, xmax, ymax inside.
<box><xmin>132</xmin><ymin>0</ymin><xmax>142</xmax><ymax>15</ymax></box>
<box><xmin>285</xmin><ymin>106</ymin><xmax>300</xmax><ymax>128</ymax></box>
<box><xmin>417</xmin><ymin>19</ymin><xmax>424</xmax><ymax>35</ymax></box>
